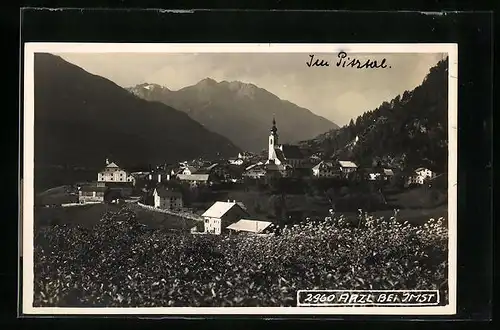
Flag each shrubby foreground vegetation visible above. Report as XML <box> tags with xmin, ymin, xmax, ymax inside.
<box><xmin>34</xmin><ymin>206</ymin><xmax>448</xmax><ymax>307</ymax></box>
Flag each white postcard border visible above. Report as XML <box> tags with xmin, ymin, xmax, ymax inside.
<box><xmin>21</xmin><ymin>42</ymin><xmax>458</xmax><ymax>316</ymax></box>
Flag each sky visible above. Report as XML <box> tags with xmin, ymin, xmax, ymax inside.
<box><xmin>57</xmin><ymin>52</ymin><xmax>446</xmax><ymax>126</ymax></box>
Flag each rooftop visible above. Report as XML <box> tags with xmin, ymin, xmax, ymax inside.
<box><xmin>202</xmin><ymin>201</ymin><xmax>247</xmax><ymax>218</ymax></box>
<box><xmin>227</xmin><ymin>219</ymin><xmax>273</xmax><ymax>234</ymax></box>
<box><xmin>383</xmin><ymin>169</ymin><xmax>395</xmax><ymax>176</ymax></box>
<box><xmin>154</xmin><ymin>186</ymin><xmax>182</xmax><ymax>198</ymax></box>
<box><xmin>338</xmin><ymin>160</ymin><xmax>358</xmax><ymax>168</ymax></box>
<box><xmin>177</xmin><ymin>174</ymin><xmax>210</xmax><ymax>181</ymax></box>
<box><xmin>80</xmin><ymin>185</ymin><xmax>108</xmax><ymax>193</ymax></box>
<box><xmin>312</xmin><ymin>160</ymin><xmax>337</xmax><ymax>170</ymax></box>
<box><xmin>274</xmin><ymin>148</ymin><xmax>286</xmax><ymax>163</ymax></box>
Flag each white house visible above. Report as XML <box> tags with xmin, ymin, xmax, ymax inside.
<box><xmin>153</xmin><ymin>186</ymin><xmax>183</xmax><ymax>210</ymax></box>
<box><xmin>177</xmin><ymin>173</ymin><xmax>211</xmax><ymax>187</ymax></box>
<box><xmin>97</xmin><ymin>159</ymin><xmax>135</xmax><ymax>185</ymax></box>
<box><xmin>383</xmin><ymin>168</ymin><xmax>395</xmax><ymax>181</ymax></box>
<box><xmin>312</xmin><ymin>161</ymin><xmax>341</xmax><ymax>178</ymax></box>
<box><xmin>78</xmin><ymin>185</ymin><xmax>108</xmax><ymax>204</ymax></box>
<box><xmin>338</xmin><ymin>160</ymin><xmax>358</xmax><ymax>175</ymax></box>
<box><xmin>227</xmin><ymin>219</ymin><xmax>273</xmax><ymax>235</ymax></box>
<box><xmin>238</xmin><ymin>152</ymin><xmax>253</xmax><ymax>160</ymax></box>
<box><xmin>243</xmin><ymin>163</ymin><xmax>266</xmax><ymax>179</ymax></box>
<box><xmin>413</xmin><ymin>167</ymin><xmax>436</xmax><ymax>185</ymax></box>
<box><xmin>181</xmin><ymin>166</ymin><xmax>198</xmax><ymax>175</ymax></box>
<box><xmin>201</xmin><ymin>201</ymin><xmax>249</xmax><ymax>235</ymax></box>
<box><xmin>229</xmin><ymin>158</ymin><xmax>245</xmax><ymax>166</ymax></box>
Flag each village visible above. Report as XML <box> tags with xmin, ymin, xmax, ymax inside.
<box><xmin>68</xmin><ymin>117</ymin><xmax>444</xmax><ymax>236</ymax></box>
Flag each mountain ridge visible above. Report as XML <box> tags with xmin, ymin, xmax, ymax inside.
<box><xmin>34</xmin><ymin>53</ymin><xmax>241</xmax><ymax>173</ymax></box>
<box><xmin>127</xmin><ymin>78</ymin><xmax>339</xmax><ymax>152</ymax></box>
<box><xmin>301</xmin><ymin>58</ymin><xmax>449</xmax><ymax>173</ymax></box>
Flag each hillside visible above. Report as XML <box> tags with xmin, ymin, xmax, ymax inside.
<box><xmin>127</xmin><ymin>79</ymin><xmax>339</xmax><ymax>152</ymax></box>
<box><xmin>33</xmin><ymin>54</ymin><xmax>241</xmax><ymax>174</ymax></box>
<box><xmin>302</xmin><ymin>57</ymin><xmax>449</xmax><ymax>173</ymax></box>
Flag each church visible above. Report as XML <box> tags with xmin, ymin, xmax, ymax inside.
<box><xmin>265</xmin><ymin>117</ymin><xmax>306</xmax><ymax>170</ymax></box>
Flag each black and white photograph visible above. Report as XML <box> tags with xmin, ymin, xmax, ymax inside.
<box><xmin>22</xmin><ymin>43</ymin><xmax>457</xmax><ymax>315</ymax></box>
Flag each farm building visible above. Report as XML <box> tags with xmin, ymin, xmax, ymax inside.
<box><xmin>181</xmin><ymin>165</ymin><xmax>198</xmax><ymax>175</ymax></box>
<box><xmin>243</xmin><ymin>163</ymin><xmax>266</xmax><ymax>179</ymax></box>
<box><xmin>407</xmin><ymin>167</ymin><xmax>437</xmax><ymax>185</ymax></box>
<box><xmin>383</xmin><ymin>168</ymin><xmax>395</xmax><ymax>179</ymax></box>
<box><xmin>153</xmin><ymin>186</ymin><xmax>183</xmax><ymax>210</ymax></box>
<box><xmin>312</xmin><ymin>161</ymin><xmax>342</xmax><ymax>178</ymax></box>
<box><xmin>227</xmin><ymin>219</ymin><xmax>273</xmax><ymax>235</ymax></box>
<box><xmin>238</xmin><ymin>152</ymin><xmax>253</xmax><ymax>160</ymax></box>
<box><xmin>78</xmin><ymin>185</ymin><xmax>108</xmax><ymax>204</ymax></box>
<box><xmin>201</xmin><ymin>201</ymin><xmax>249</xmax><ymax>235</ymax></box>
<box><xmin>177</xmin><ymin>173</ymin><xmax>212</xmax><ymax>187</ymax></box>
<box><xmin>228</xmin><ymin>158</ymin><xmax>245</xmax><ymax>166</ymax></box>
<box><xmin>97</xmin><ymin>159</ymin><xmax>135</xmax><ymax>185</ymax></box>
<box><xmin>338</xmin><ymin>160</ymin><xmax>358</xmax><ymax>175</ymax></box>
<box><xmin>265</xmin><ymin>163</ymin><xmax>291</xmax><ymax>180</ymax></box>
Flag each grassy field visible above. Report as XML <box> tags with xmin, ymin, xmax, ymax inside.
<box><xmin>36</xmin><ymin>185</ymin><xmax>78</xmax><ymax>206</ymax></box>
<box><xmin>35</xmin><ymin>203</ymin><xmax>197</xmax><ymax>230</ymax></box>
<box><xmin>34</xmin><ymin>180</ymin><xmax>447</xmax><ymax>230</ymax></box>
<box><xmin>129</xmin><ymin>204</ymin><xmax>197</xmax><ymax>230</ymax></box>
<box><xmin>384</xmin><ymin>185</ymin><xmax>447</xmax><ymax>209</ymax></box>
<box><xmin>35</xmin><ymin>203</ymin><xmax>120</xmax><ymax>228</ymax></box>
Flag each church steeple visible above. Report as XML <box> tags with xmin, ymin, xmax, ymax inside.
<box><xmin>271</xmin><ymin>115</ymin><xmax>278</xmax><ymax>136</ymax></box>
<box><xmin>268</xmin><ymin>115</ymin><xmax>279</xmax><ymax>162</ymax></box>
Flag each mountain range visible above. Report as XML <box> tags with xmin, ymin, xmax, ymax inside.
<box><xmin>33</xmin><ymin>53</ymin><xmax>241</xmax><ymax>172</ymax></box>
<box><xmin>301</xmin><ymin>57</ymin><xmax>449</xmax><ymax>173</ymax></box>
<box><xmin>127</xmin><ymin>79</ymin><xmax>339</xmax><ymax>152</ymax></box>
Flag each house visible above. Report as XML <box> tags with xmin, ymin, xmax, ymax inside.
<box><xmin>383</xmin><ymin>168</ymin><xmax>395</xmax><ymax>177</ymax></box>
<box><xmin>338</xmin><ymin>160</ymin><xmax>358</xmax><ymax>175</ymax></box>
<box><xmin>279</xmin><ymin>144</ymin><xmax>306</xmax><ymax>168</ymax></box>
<box><xmin>228</xmin><ymin>158</ymin><xmax>245</xmax><ymax>166</ymax></box>
<box><xmin>238</xmin><ymin>152</ymin><xmax>253</xmax><ymax>160</ymax></box>
<box><xmin>105</xmin><ymin>182</ymin><xmax>134</xmax><ymax>197</ymax></box>
<box><xmin>265</xmin><ymin>163</ymin><xmax>291</xmax><ymax>179</ymax></box>
<box><xmin>413</xmin><ymin>167</ymin><xmax>436</xmax><ymax>185</ymax></box>
<box><xmin>312</xmin><ymin>161</ymin><xmax>342</xmax><ymax>178</ymax></box>
<box><xmin>227</xmin><ymin>219</ymin><xmax>273</xmax><ymax>235</ymax></box>
<box><xmin>177</xmin><ymin>173</ymin><xmax>212</xmax><ymax>187</ymax></box>
<box><xmin>243</xmin><ymin>163</ymin><xmax>267</xmax><ymax>179</ymax></box>
<box><xmin>98</xmin><ymin>159</ymin><xmax>136</xmax><ymax>185</ymax></box>
<box><xmin>383</xmin><ymin>168</ymin><xmax>395</xmax><ymax>181</ymax></box>
<box><xmin>78</xmin><ymin>185</ymin><xmax>108</xmax><ymax>204</ymax></box>
<box><xmin>153</xmin><ymin>186</ymin><xmax>183</xmax><ymax>210</ymax></box>
<box><xmin>365</xmin><ymin>168</ymin><xmax>384</xmax><ymax>181</ymax></box>
<box><xmin>155</xmin><ymin>171</ymin><xmax>172</xmax><ymax>184</ymax></box>
<box><xmin>198</xmin><ymin>163</ymin><xmax>234</xmax><ymax>181</ymax></box>
<box><xmin>181</xmin><ymin>165</ymin><xmax>198</xmax><ymax>175</ymax></box>
<box><xmin>201</xmin><ymin>201</ymin><xmax>249</xmax><ymax>235</ymax></box>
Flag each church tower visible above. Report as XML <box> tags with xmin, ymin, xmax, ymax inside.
<box><xmin>268</xmin><ymin>116</ymin><xmax>279</xmax><ymax>161</ymax></box>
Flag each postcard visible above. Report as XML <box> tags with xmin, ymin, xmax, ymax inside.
<box><xmin>21</xmin><ymin>43</ymin><xmax>457</xmax><ymax>315</ymax></box>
